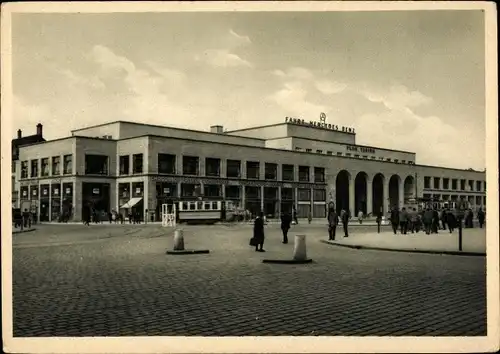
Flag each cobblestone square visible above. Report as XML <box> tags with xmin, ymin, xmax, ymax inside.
<box><xmin>12</xmin><ymin>224</ymin><xmax>486</xmax><ymax>337</ymax></box>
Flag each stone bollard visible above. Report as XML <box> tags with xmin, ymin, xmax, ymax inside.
<box><xmin>293</xmin><ymin>234</ymin><xmax>307</xmax><ymax>261</ymax></box>
<box><xmin>173</xmin><ymin>229</ymin><xmax>185</xmax><ymax>251</ymax></box>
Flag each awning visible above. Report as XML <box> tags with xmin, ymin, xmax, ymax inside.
<box><xmin>120</xmin><ymin>197</ymin><xmax>143</xmax><ymax>209</ymax></box>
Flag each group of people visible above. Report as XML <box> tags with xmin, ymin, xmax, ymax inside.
<box><xmin>82</xmin><ymin>207</ymin><xmax>144</xmax><ymax>226</ymax></box>
<box><xmin>389</xmin><ymin>206</ymin><xmax>486</xmax><ymax>235</ymax></box>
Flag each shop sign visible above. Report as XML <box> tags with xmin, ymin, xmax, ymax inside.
<box><xmin>285</xmin><ymin>114</ymin><xmax>355</xmax><ymax>133</ymax></box>
<box><xmin>346</xmin><ymin>145</ymin><xmax>376</xmax><ymax>154</ymax></box>
<box><xmin>54</xmin><ymin>188</ymin><xmax>59</xmax><ymax>196</ymax></box>
<box><xmin>163</xmin><ymin>188</ymin><xmax>170</xmax><ymax>194</ymax></box>
<box><xmin>43</xmin><ymin>189</ymin><xmax>48</xmax><ymax>196</ymax></box>
<box><xmin>93</xmin><ymin>188</ymin><xmax>99</xmax><ymax>194</ymax></box>
<box><xmin>65</xmin><ymin>187</ymin><xmax>71</xmax><ymax>194</ymax></box>
<box><xmin>22</xmin><ymin>190</ymin><xmax>28</xmax><ymax>197</ymax></box>
<box><xmin>136</xmin><ymin>188</ymin><xmax>141</xmax><ymax>194</ymax></box>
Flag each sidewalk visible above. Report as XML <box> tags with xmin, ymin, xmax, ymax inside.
<box><xmin>321</xmin><ymin>228</ymin><xmax>486</xmax><ymax>256</ymax></box>
<box><xmin>12</xmin><ymin>228</ymin><xmax>36</xmax><ymax>234</ymax></box>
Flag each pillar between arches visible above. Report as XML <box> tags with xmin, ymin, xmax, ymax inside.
<box><xmin>349</xmin><ymin>178</ymin><xmax>355</xmax><ymax>216</ymax></box>
<box><xmin>398</xmin><ymin>178</ymin><xmax>404</xmax><ymax>208</ymax></box>
<box><xmin>383</xmin><ymin>178</ymin><xmax>389</xmax><ymax>216</ymax></box>
<box><xmin>366</xmin><ymin>177</ymin><xmax>373</xmax><ymax>216</ymax></box>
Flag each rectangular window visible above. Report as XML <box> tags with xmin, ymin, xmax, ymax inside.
<box><xmin>63</xmin><ymin>154</ymin><xmax>72</xmax><ymax>174</ymax></box>
<box><xmin>297</xmin><ymin>188</ymin><xmax>311</xmax><ymax>201</ymax></box>
<box><xmin>484</xmin><ymin>181</ymin><xmax>486</xmax><ymax>191</ymax></box>
<box><xmin>264</xmin><ymin>163</ymin><xmax>278</xmax><ymax>180</ymax></box>
<box><xmin>20</xmin><ymin>186</ymin><xmax>29</xmax><ymax>199</ymax></box>
<box><xmin>298</xmin><ymin>166</ymin><xmax>310</xmax><ymax>182</ymax></box>
<box><xmin>245</xmin><ymin>186</ymin><xmax>260</xmax><ymax>199</ymax></box>
<box><xmin>41</xmin><ymin>158</ymin><xmax>50</xmax><ymax>176</ymax></box>
<box><xmin>443</xmin><ymin>178</ymin><xmax>449</xmax><ymax>190</ymax></box>
<box><xmin>12</xmin><ymin>162</ymin><xmax>16</xmax><ymax>174</ymax></box>
<box><xmin>475</xmin><ymin>196</ymin><xmax>482</xmax><ymax>205</ymax></box>
<box><xmin>451</xmin><ymin>179</ymin><xmax>457</xmax><ymax>190</ymax></box>
<box><xmin>183</xmin><ymin>156</ymin><xmax>199</xmax><ymax>176</ymax></box>
<box><xmin>132</xmin><ymin>182</ymin><xmax>144</xmax><ymax>197</ymax></box>
<box><xmin>21</xmin><ymin>161</ymin><xmax>28</xmax><ymax>179</ymax></box>
<box><xmin>314</xmin><ymin>167</ymin><xmax>325</xmax><ymax>183</ymax></box>
<box><xmin>433</xmin><ymin>177</ymin><xmax>440</xmax><ymax>189</ymax></box>
<box><xmin>119</xmin><ymin>155</ymin><xmax>130</xmax><ymax>175</ymax></box>
<box><xmin>204</xmin><ymin>184</ymin><xmax>221</xmax><ymax>197</ymax></box>
<box><xmin>326</xmin><ymin>151</ymin><xmax>333</xmax><ymax>155</ymax></box>
<box><xmin>313</xmin><ymin>204</ymin><xmax>326</xmax><ymax>218</ymax></box>
<box><xmin>85</xmin><ymin>155</ymin><xmax>108</xmax><ymax>175</ymax></box>
<box><xmin>205</xmin><ymin>158</ymin><xmax>221</xmax><ymax>177</ymax></box>
<box><xmin>316</xmin><ymin>150</ymin><xmax>323</xmax><ymax>154</ymax></box>
<box><xmin>313</xmin><ymin>189</ymin><xmax>326</xmax><ymax>201</ymax></box>
<box><xmin>52</xmin><ymin>156</ymin><xmax>60</xmax><ymax>176</ymax></box>
<box><xmin>337</xmin><ymin>152</ymin><xmax>342</xmax><ymax>156</ymax></box>
<box><xmin>226</xmin><ymin>186</ymin><xmax>240</xmax><ymax>199</ymax></box>
<box><xmin>305</xmin><ymin>148</ymin><xmax>312</xmax><ymax>153</ymax></box>
<box><xmin>30</xmin><ymin>185</ymin><xmax>38</xmax><ymax>199</ymax></box>
<box><xmin>476</xmin><ymin>181</ymin><xmax>481</xmax><ymax>192</ymax></box>
<box><xmin>354</xmin><ymin>154</ymin><xmax>360</xmax><ymax>158</ymax></box>
<box><xmin>246</xmin><ymin>161</ymin><xmax>260</xmax><ymax>179</ymax></box>
<box><xmin>281</xmin><ymin>188</ymin><xmax>294</xmax><ymax>200</ymax></box>
<box><xmin>460</xmin><ymin>179</ymin><xmax>466</xmax><ymax>190</ymax></box>
<box><xmin>132</xmin><ymin>154</ymin><xmax>143</xmax><ymax>174</ymax></box>
<box><xmin>30</xmin><ymin>160</ymin><xmax>38</xmax><ymax>178</ymax></box>
<box><xmin>282</xmin><ymin>164</ymin><xmax>294</xmax><ymax>181</ymax></box>
<box><xmin>158</xmin><ymin>154</ymin><xmax>176</xmax><ymax>174</ymax></box>
<box><xmin>226</xmin><ymin>159</ymin><xmax>241</xmax><ymax>178</ymax></box>
<box><xmin>424</xmin><ymin>176</ymin><xmax>431</xmax><ymax>189</ymax></box>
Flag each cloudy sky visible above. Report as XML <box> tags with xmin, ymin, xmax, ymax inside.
<box><xmin>11</xmin><ymin>10</ymin><xmax>486</xmax><ymax>169</ymax></box>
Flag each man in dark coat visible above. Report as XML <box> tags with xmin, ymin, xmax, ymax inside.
<box><xmin>327</xmin><ymin>207</ymin><xmax>339</xmax><ymax>240</ymax></box>
<box><xmin>399</xmin><ymin>207</ymin><xmax>408</xmax><ymax>235</ymax></box>
<box><xmin>292</xmin><ymin>206</ymin><xmax>298</xmax><ymax>225</ymax></box>
<box><xmin>431</xmin><ymin>208</ymin><xmax>440</xmax><ymax>233</ymax></box>
<box><xmin>375</xmin><ymin>211</ymin><xmax>382</xmax><ymax>234</ymax></box>
<box><xmin>446</xmin><ymin>210</ymin><xmax>456</xmax><ymax>233</ymax></box>
<box><xmin>340</xmin><ymin>209</ymin><xmax>350</xmax><ymax>237</ymax></box>
<box><xmin>477</xmin><ymin>208</ymin><xmax>485</xmax><ymax>228</ymax></box>
<box><xmin>280</xmin><ymin>212</ymin><xmax>292</xmax><ymax>244</ymax></box>
<box><xmin>253</xmin><ymin>211</ymin><xmax>265</xmax><ymax>252</ymax></box>
<box><xmin>390</xmin><ymin>207</ymin><xmax>400</xmax><ymax>235</ymax></box>
<box><xmin>440</xmin><ymin>210</ymin><xmax>447</xmax><ymax>231</ymax></box>
<box><xmin>422</xmin><ymin>208</ymin><xmax>433</xmax><ymax>234</ymax></box>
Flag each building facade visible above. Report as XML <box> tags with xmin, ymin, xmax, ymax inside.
<box><xmin>14</xmin><ymin>119</ymin><xmax>487</xmax><ymax>222</ymax></box>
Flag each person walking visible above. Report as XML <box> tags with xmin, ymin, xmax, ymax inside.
<box><xmin>375</xmin><ymin>211</ymin><xmax>382</xmax><ymax>234</ymax></box>
<box><xmin>423</xmin><ymin>208</ymin><xmax>433</xmax><ymax>235</ymax></box>
<box><xmin>341</xmin><ymin>209</ymin><xmax>350</xmax><ymax>237</ymax></box>
<box><xmin>446</xmin><ymin>210</ymin><xmax>456</xmax><ymax>233</ymax></box>
<box><xmin>431</xmin><ymin>208</ymin><xmax>439</xmax><ymax>233</ymax></box>
<box><xmin>477</xmin><ymin>208</ymin><xmax>485</xmax><ymax>228</ymax></box>
<box><xmin>357</xmin><ymin>210</ymin><xmax>364</xmax><ymax>224</ymax></box>
<box><xmin>390</xmin><ymin>207</ymin><xmax>400</xmax><ymax>235</ymax></box>
<box><xmin>280</xmin><ymin>212</ymin><xmax>292</xmax><ymax>244</ymax></box>
<box><xmin>253</xmin><ymin>211</ymin><xmax>265</xmax><ymax>252</ymax></box>
<box><xmin>440</xmin><ymin>209</ymin><xmax>447</xmax><ymax>230</ymax></box>
<box><xmin>327</xmin><ymin>207</ymin><xmax>339</xmax><ymax>240</ymax></box>
<box><xmin>399</xmin><ymin>207</ymin><xmax>408</xmax><ymax>235</ymax></box>
<box><xmin>292</xmin><ymin>207</ymin><xmax>298</xmax><ymax>225</ymax></box>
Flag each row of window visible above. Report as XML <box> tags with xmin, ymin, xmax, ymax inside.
<box><xmin>423</xmin><ymin>176</ymin><xmax>485</xmax><ymax>192</ymax></box>
<box><xmin>119</xmin><ymin>153</ymin><xmax>326</xmax><ymax>182</ymax></box>
<box><xmin>19</xmin><ymin>183</ymin><xmax>74</xmax><ymax>199</ymax></box>
<box><xmin>294</xmin><ymin>147</ymin><xmax>415</xmax><ymax>165</ymax></box>
<box><xmin>20</xmin><ymin>155</ymin><xmax>73</xmax><ymax>179</ymax></box>
<box><xmin>422</xmin><ymin>193</ymin><xmax>486</xmax><ymax>205</ymax></box>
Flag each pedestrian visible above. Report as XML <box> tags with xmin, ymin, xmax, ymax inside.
<box><xmin>307</xmin><ymin>211</ymin><xmax>312</xmax><ymax>224</ymax></box>
<box><xmin>477</xmin><ymin>208</ymin><xmax>485</xmax><ymax>228</ymax></box>
<box><xmin>423</xmin><ymin>208</ymin><xmax>433</xmax><ymax>234</ymax></box>
<box><xmin>327</xmin><ymin>207</ymin><xmax>339</xmax><ymax>240</ymax></box>
<box><xmin>292</xmin><ymin>207</ymin><xmax>298</xmax><ymax>225</ymax></box>
<box><xmin>431</xmin><ymin>208</ymin><xmax>439</xmax><ymax>233</ymax></box>
<box><xmin>390</xmin><ymin>207</ymin><xmax>399</xmax><ymax>235</ymax></box>
<box><xmin>357</xmin><ymin>210</ymin><xmax>364</xmax><ymax>224</ymax></box>
<box><xmin>253</xmin><ymin>211</ymin><xmax>265</xmax><ymax>252</ymax></box>
<box><xmin>440</xmin><ymin>210</ymin><xmax>447</xmax><ymax>230</ymax></box>
<box><xmin>280</xmin><ymin>212</ymin><xmax>292</xmax><ymax>244</ymax></box>
<box><xmin>467</xmin><ymin>209</ymin><xmax>474</xmax><ymax>228</ymax></box>
<box><xmin>375</xmin><ymin>211</ymin><xmax>382</xmax><ymax>234</ymax></box>
<box><xmin>399</xmin><ymin>207</ymin><xmax>408</xmax><ymax>235</ymax></box>
<box><xmin>108</xmin><ymin>211</ymin><xmax>113</xmax><ymax>224</ymax></box>
<box><xmin>340</xmin><ymin>209</ymin><xmax>350</xmax><ymax>237</ymax></box>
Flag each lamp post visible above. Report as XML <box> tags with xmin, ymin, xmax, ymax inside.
<box><xmin>457</xmin><ymin>200</ymin><xmax>467</xmax><ymax>251</ymax></box>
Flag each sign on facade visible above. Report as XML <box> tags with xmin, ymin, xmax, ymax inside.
<box><xmin>93</xmin><ymin>188</ymin><xmax>99</xmax><ymax>194</ymax></box>
<box><xmin>285</xmin><ymin>116</ymin><xmax>355</xmax><ymax>133</ymax></box>
<box><xmin>346</xmin><ymin>145</ymin><xmax>376</xmax><ymax>154</ymax></box>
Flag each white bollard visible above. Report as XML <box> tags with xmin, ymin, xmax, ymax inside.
<box><xmin>173</xmin><ymin>229</ymin><xmax>185</xmax><ymax>251</ymax></box>
<box><xmin>293</xmin><ymin>235</ymin><xmax>307</xmax><ymax>261</ymax></box>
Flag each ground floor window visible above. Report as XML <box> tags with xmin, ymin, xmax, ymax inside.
<box><xmin>297</xmin><ymin>204</ymin><xmax>310</xmax><ymax>218</ymax></box>
<box><xmin>313</xmin><ymin>204</ymin><xmax>326</xmax><ymax>218</ymax></box>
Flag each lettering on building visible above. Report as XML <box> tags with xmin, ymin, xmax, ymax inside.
<box><xmin>346</xmin><ymin>145</ymin><xmax>375</xmax><ymax>154</ymax></box>
<box><xmin>284</xmin><ymin>116</ymin><xmax>355</xmax><ymax>134</ymax></box>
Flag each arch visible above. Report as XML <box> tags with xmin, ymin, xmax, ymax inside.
<box><xmin>354</xmin><ymin>172</ymin><xmax>368</xmax><ymax>215</ymax></box>
<box><xmin>372</xmin><ymin>173</ymin><xmax>385</xmax><ymax>215</ymax></box>
<box><xmin>388</xmin><ymin>174</ymin><xmax>401</xmax><ymax>209</ymax></box>
<box><xmin>335</xmin><ymin>170</ymin><xmax>350</xmax><ymax>213</ymax></box>
<box><xmin>403</xmin><ymin>175</ymin><xmax>416</xmax><ymax>204</ymax></box>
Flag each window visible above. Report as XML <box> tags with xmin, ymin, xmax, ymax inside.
<box><xmin>386</xmin><ymin>158</ymin><xmax>391</xmax><ymax>162</ymax></box>
<box><xmin>181</xmin><ymin>183</ymin><xmax>197</xmax><ymax>197</ymax></box>
<box><xmin>460</xmin><ymin>179</ymin><xmax>466</xmax><ymax>190</ymax></box>
<box><xmin>314</xmin><ymin>167</ymin><xmax>325</xmax><ymax>183</ymax></box>
<box><xmin>226</xmin><ymin>186</ymin><xmax>240</xmax><ymax>199</ymax></box>
<box><xmin>451</xmin><ymin>179</ymin><xmax>457</xmax><ymax>190</ymax></box>
<box><xmin>226</xmin><ymin>160</ymin><xmax>241</xmax><ymax>178</ymax></box>
<box><xmin>443</xmin><ymin>178</ymin><xmax>449</xmax><ymax>190</ymax></box>
<box><xmin>119</xmin><ymin>155</ymin><xmax>130</xmax><ymax>175</ymax></box>
<box><xmin>295</xmin><ymin>147</ymin><xmax>302</xmax><ymax>151</ymax></box>
<box><xmin>52</xmin><ymin>156</ymin><xmax>60</xmax><ymax>176</ymax></box>
<box><xmin>433</xmin><ymin>177</ymin><xmax>440</xmax><ymax>189</ymax></box>
<box><xmin>132</xmin><ymin>182</ymin><xmax>144</xmax><ymax>197</ymax></box>
<box><xmin>468</xmin><ymin>180</ymin><xmax>474</xmax><ymax>191</ymax></box>
<box><xmin>316</xmin><ymin>150</ymin><xmax>323</xmax><ymax>154</ymax></box>
<box><xmin>484</xmin><ymin>181</ymin><xmax>486</xmax><ymax>191</ymax></box>
<box><xmin>205</xmin><ymin>158</ymin><xmax>221</xmax><ymax>177</ymax></box>
<box><xmin>41</xmin><ymin>158</ymin><xmax>49</xmax><ymax>176</ymax></box>
<box><xmin>394</xmin><ymin>159</ymin><xmax>399</xmax><ymax>163</ymax></box>
<box><xmin>371</xmin><ymin>156</ymin><xmax>376</xmax><ymax>160</ymax></box>
<box><xmin>354</xmin><ymin>154</ymin><xmax>360</xmax><ymax>158</ymax></box>
<box><xmin>133</xmin><ymin>154</ymin><xmax>143</xmax><ymax>174</ymax></box>
<box><xmin>12</xmin><ymin>163</ymin><xmax>16</xmax><ymax>174</ymax></box>
<box><xmin>424</xmin><ymin>177</ymin><xmax>431</xmax><ymax>189</ymax></box>
<box><xmin>476</xmin><ymin>181</ymin><xmax>481</xmax><ymax>192</ymax></box>
<box><xmin>63</xmin><ymin>155</ymin><xmax>72</xmax><ymax>174</ymax></box>
<box><xmin>297</xmin><ymin>188</ymin><xmax>311</xmax><ymax>201</ymax></box>
<box><xmin>30</xmin><ymin>160</ymin><xmax>38</xmax><ymax>177</ymax></box>
<box><xmin>305</xmin><ymin>148</ymin><xmax>312</xmax><ymax>153</ymax></box>
<box><xmin>204</xmin><ymin>184</ymin><xmax>221</xmax><ymax>197</ymax></box>
<box><xmin>183</xmin><ymin>156</ymin><xmax>199</xmax><ymax>176</ymax></box>
<box><xmin>313</xmin><ymin>189</ymin><xmax>326</xmax><ymax>201</ymax></box>
<box><xmin>313</xmin><ymin>204</ymin><xmax>326</xmax><ymax>218</ymax></box>
<box><xmin>158</xmin><ymin>154</ymin><xmax>176</xmax><ymax>174</ymax></box>
<box><xmin>85</xmin><ymin>155</ymin><xmax>108</xmax><ymax>175</ymax></box>
<box><xmin>337</xmin><ymin>152</ymin><xmax>342</xmax><ymax>156</ymax></box>
<box><xmin>21</xmin><ymin>161</ymin><xmax>28</xmax><ymax>179</ymax></box>
<box><xmin>246</xmin><ymin>161</ymin><xmax>260</xmax><ymax>179</ymax></box>
<box><xmin>281</xmin><ymin>188</ymin><xmax>294</xmax><ymax>200</ymax></box>
<box><xmin>327</xmin><ymin>151</ymin><xmax>333</xmax><ymax>155</ymax></box>
<box><xmin>363</xmin><ymin>155</ymin><xmax>368</xmax><ymax>159</ymax></box>
<box><xmin>298</xmin><ymin>166</ymin><xmax>310</xmax><ymax>182</ymax></box>
<box><xmin>20</xmin><ymin>186</ymin><xmax>29</xmax><ymax>199</ymax></box>
<box><xmin>345</xmin><ymin>153</ymin><xmax>351</xmax><ymax>157</ymax></box>
<box><xmin>264</xmin><ymin>163</ymin><xmax>277</xmax><ymax>180</ymax></box>
<box><xmin>402</xmin><ymin>160</ymin><xmax>406</xmax><ymax>163</ymax></box>
<box><xmin>282</xmin><ymin>164</ymin><xmax>294</xmax><ymax>181</ymax></box>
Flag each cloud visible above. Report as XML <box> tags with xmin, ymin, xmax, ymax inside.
<box><xmin>229</xmin><ymin>29</ymin><xmax>252</xmax><ymax>46</ymax></box>
<box><xmin>273</xmin><ymin>67</ymin><xmax>314</xmax><ymax>80</ymax></box>
<box><xmin>144</xmin><ymin>61</ymin><xmax>187</xmax><ymax>85</ymax></box>
<box><xmin>196</xmin><ymin>49</ymin><xmax>253</xmax><ymax>68</ymax></box>
<box><xmin>315</xmin><ymin>80</ymin><xmax>347</xmax><ymax>95</ymax></box>
<box><xmin>12</xmin><ymin>95</ymin><xmax>52</xmax><ymax>136</ymax></box>
<box><xmin>56</xmin><ymin>68</ymin><xmax>105</xmax><ymax>90</ymax></box>
<box><xmin>268</xmin><ymin>81</ymin><xmax>327</xmax><ymax>118</ymax></box>
<box><xmin>361</xmin><ymin>84</ymin><xmax>433</xmax><ymax>111</ymax></box>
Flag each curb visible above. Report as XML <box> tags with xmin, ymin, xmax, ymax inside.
<box><xmin>166</xmin><ymin>249</ymin><xmax>210</xmax><ymax>255</ymax></box>
<box><xmin>262</xmin><ymin>259</ymin><xmax>313</xmax><ymax>264</ymax></box>
<box><xmin>319</xmin><ymin>240</ymin><xmax>486</xmax><ymax>257</ymax></box>
<box><xmin>12</xmin><ymin>228</ymin><xmax>36</xmax><ymax>234</ymax></box>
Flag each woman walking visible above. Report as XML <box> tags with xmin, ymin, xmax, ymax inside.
<box><xmin>253</xmin><ymin>211</ymin><xmax>265</xmax><ymax>252</ymax></box>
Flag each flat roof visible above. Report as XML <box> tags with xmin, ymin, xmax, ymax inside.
<box><xmin>226</xmin><ymin>122</ymin><xmax>356</xmax><ymax>135</ymax></box>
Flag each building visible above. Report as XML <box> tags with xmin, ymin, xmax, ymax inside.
<box><xmin>13</xmin><ymin>117</ymin><xmax>486</xmax><ymax>222</ymax></box>
<box><xmin>11</xmin><ymin>124</ymin><xmax>46</xmax><ymax>209</ymax></box>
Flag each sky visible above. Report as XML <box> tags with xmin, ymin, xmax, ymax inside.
<box><xmin>10</xmin><ymin>10</ymin><xmax>486</xmax><ymax>169</ymax></box>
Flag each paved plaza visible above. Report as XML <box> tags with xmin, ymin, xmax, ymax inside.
<box><xmin>12</xmin><ymin>223</ymin><xmax>486</xmax><ymax>337</ymax></box>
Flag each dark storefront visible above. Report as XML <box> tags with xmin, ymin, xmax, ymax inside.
<box><xmin>155</xmin><ymin>182</ymin><xmax>177</xmax><ymax>221</ymax></box>
<box><xmin>62</xmin><ymin>182</ymin><xmax>73</xmax><ymax>221</ymax></box>
<box><xmin>131</xmin><ymin>182</ymin><xmax>144</xmax><ymax>220</ymax></box>
<box><xmin>39</xmin><ymin>184</ymin><xmax>50</xmax><ymax>222</ymax></box>
<box><xmin>51</xmin><ymin>184</ymin><xmax>61</xmax><ymax>222</ymax></box>
<box><xmin>245</xmin><ymin>186</ymin><xmax>261</xmax><ymax>218</ymax></box>
<box><xmin>82</xmin><ymin>182</ymin><xmax>110</xmax><ymax>220</ymax></box>
<box><xmin>281</xmin><ymin>187</ymin><xmax>294</xmax><ymax>214</ymax></box>
<box><xmin>263</xmin><ymin>187</ymin><xmax>279</xmax><ymax>218</ymax></box>
<box><xmin>30</xmin><ymin>185</ymin><xmax>39</xmax><ymax>220</ymax></box>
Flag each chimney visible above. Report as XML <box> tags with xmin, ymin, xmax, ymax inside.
<box><xmin>17</xmin><ymin>129</ymin><xmax>22</xmax><ymax>139</ymax></box>
<box><xmin>210</xmin><ymin>125</ymin><xmax>224</xmax><ymax>134</ymax></box>
<box><xmin>36</xmin><ymin>123</ymin><xmax>43</xmax><ymax>137</ymax></box>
